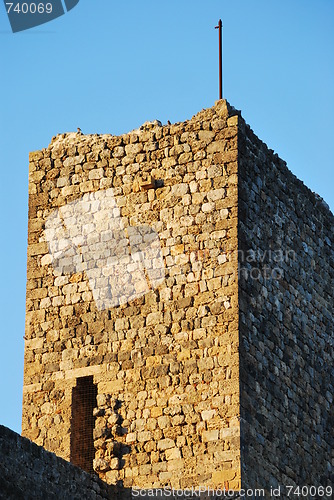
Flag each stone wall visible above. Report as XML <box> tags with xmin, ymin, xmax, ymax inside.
<box><xmin>23</xmin><ymin>100</ymin><xmax>241</xmax><ymax>490</ymax></box>
<box><xmin>0</xmin><ymin>424</ymin><xmax>115</xmax><ymax>499</ymax></box>
<box><xmin>238</xmin><ymin>118</ymin><xmax>334</xmax><ymax>495</ymax></box>
<box><xmin>23</xmin><ymin>98</ymin><xmax>334</xmax><ymax>496</ymax></box>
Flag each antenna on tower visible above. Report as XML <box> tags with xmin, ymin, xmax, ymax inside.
<box><xmin>215</xmin><ymin>19</ymin><xmax>223</xmax><ymax>99</ymax></box>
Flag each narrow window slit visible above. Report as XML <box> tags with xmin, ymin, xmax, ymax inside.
<box><xmin>70</xmin><ymin>375</ymin><xmax>97</xmax><ymax>473</ymax></box>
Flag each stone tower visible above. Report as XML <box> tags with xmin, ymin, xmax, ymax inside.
<box><xmin>22</xmin><ymin>100</ymin><xmax>334</xmax><ymax>496</ymax></box>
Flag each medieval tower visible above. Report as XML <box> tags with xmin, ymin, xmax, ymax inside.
<box><xmin>22</xmin><ymin>100</ymin><xmax>334</xmax><ymax>496</ymax></box>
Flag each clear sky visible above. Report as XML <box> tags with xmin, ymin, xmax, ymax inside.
<box><xmin>0</xmin><ymin>0</ymin><xmax>333</xmax><ymax>434</ymax></box>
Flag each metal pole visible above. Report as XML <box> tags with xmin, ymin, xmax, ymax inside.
<box><xmin>215</xmin><ymin>19</ymin><xmax>223</xmax><ymax>99</ymax></box>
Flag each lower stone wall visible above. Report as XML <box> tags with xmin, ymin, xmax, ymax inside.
<box><xmin>0</xmin><ymin>425</ymin><xmax>116</xmax><ymax>500</ymax></box>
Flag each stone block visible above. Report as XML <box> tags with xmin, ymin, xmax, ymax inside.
<box><xmin>157</xmin><ymin>438</ymin><xmax>175</xmax><ymax>451</ymax></box>
<box><xmin>202</xmin><ymin>430</ymin><xmax>219</xmax><ymax>442</ymax></box>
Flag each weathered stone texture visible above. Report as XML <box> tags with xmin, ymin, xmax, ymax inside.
<box><xmin>23</xmin><ymin>100</ymin><xmax>241</xmax><ymax>491</ymax></box>
<box><xmin>238</xmin><ymin>118</ymin><xmax>334</xmax><ymax>495</ymax></box>
<box><xmin>22</xmin><ymin>99</ymin><xmax>334</xmax><ymax>495</ymax></box>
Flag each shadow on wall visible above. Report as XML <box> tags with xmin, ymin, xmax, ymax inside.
<box><xmin>0</xmin><ymin>424</ymin><xmax>122</xmax><ymax>500</ymax></box>
<box><xmin>93</xmin><ymin>394</ymin><xmax>132</xmax><ymax>482</ymax></box>
<box><xmin>0</xmin><ymin>425</ymin><xmax>243</xmax><ymax>499</ymax></box>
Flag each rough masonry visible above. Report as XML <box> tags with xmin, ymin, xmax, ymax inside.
<box><xmin>22</xmin><ymin>100</ymin><xmax>334</xmax><ymax>497</ymax></box>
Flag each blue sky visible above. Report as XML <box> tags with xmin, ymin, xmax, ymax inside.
<box><xmin>0</xmin><ymin>0</ymin><xmax>333</xmax><ymax>434</ymax></box>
